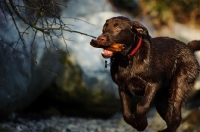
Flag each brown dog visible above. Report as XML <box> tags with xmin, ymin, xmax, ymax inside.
<box><xmin>90</xmin><ymin>16</ymin><xmax>200</xmax><ymax>132</ymax></box>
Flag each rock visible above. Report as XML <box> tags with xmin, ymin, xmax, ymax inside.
<box><xmin>0</xmin><ymin>3</ymin><xmax>60</xmax><ymax>118</ymax></box>
<box><xmin>0</xmin><ymin>0</ymin><xmax>120</xmax><ymax>118</ymax></box>
<box><xmin>25</xmin><ymin>50</ymin><xmax>121</xmax><ymax>118</ymax></box>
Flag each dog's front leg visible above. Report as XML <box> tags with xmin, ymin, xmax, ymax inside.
<box><xmin>119</xmin><ymin>89</ymin><xmax>138</xmax><ymax>129</ymax></box>
<box><xmin>135</xmin><ymin>83</ymin><xmax>158</xmax><ymax>130</ymax></box>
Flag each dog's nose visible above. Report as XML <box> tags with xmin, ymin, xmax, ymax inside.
<box><xmin>97</xmin><ymin>35</ymin><xmax>107</xmax><ymax>45</ymax></box>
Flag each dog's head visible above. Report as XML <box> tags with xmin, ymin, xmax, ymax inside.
<box><xmin>90</xmin><ymin>16</ymin><xmax>150</xmax><ymax>58</ymax></box>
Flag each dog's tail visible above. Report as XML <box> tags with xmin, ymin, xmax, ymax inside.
<box><xmin>188</xmin><ymin>40</ymin><xmax>200</xmax><ymax>52</ymax></box>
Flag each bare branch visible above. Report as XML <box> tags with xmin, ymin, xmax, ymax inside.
<box><xmin>7</xmin><ymin>0</ymin><xmax>51</xmax><ymax>35</ymax></box>
<box><xmin>53</xmin><ymin>0</ymin><xmax>67</xmax><ymax>8</ymax></box>
<box><xmin>7</xmin><ymin>0</ymin><xmax>96</xmax><ymax>38</ymax></box>
<box><xmin>1</xmin><ymin>0</ymin><xmax>96</xmax><ymax>75</ymax></box>
<box><xmin>62</xmin><ymin>17</ymin><xmax>95</xmax><ymax>26</ymax></box>
<box><xmin>0</xmin><ymin>39</ymin><xmax>29</xmax><ymax>57</ymax></box>
<box><xmin>48</xmin><ymin>27</ymin><xmax>96</xmax><ymax>38</ymax></box>
<box><xmin>4</xmin><ymin>0</ymin><xmax>26</xmax><ymax>48</ymax></box>
<box><xmin>0</xmin><ymin>2</ymin><xmax>8</xmax><ymax>19</ymax></box>
<box><xmin>30</xmin><ymin>30</ymin><xmax>57</xmax><ymax>76</ymax></box>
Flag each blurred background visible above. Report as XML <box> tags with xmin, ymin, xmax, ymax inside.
<box><xmin>0</xmin><ymin>0</ymin><xmax>200</xmax><ymax>131</ymax></box>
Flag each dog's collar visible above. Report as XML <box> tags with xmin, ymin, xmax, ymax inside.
<box><xmin>128</xmin><ymin>37</ymin><xmax>142</xmax><ymax>59</ymax></box>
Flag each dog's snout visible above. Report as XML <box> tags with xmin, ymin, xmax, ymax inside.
<box><xmin>97</xmin><ymin>35</ymin><xmax>107</xmax><ymax>45</ymax></box>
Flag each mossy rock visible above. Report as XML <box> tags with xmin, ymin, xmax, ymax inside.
<box><xmin>25</xmin><ymin>50</ymin><xmax>120</xmax><ymax>119</ymax></box>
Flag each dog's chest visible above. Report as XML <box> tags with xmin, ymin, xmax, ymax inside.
<box><xmin>110</xmin><ymin>60</ymin><xmax>147</xmax><ymax>94</ymax></box>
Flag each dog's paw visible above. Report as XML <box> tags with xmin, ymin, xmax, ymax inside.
<box><xmin>135</xmin><ymin>115</ymin><xmax>148</xmax><ymax>131</ymax></box>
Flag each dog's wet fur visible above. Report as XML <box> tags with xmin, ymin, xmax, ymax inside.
<box><xmin>90</xmin><ymin>16</ymin><xmax>200</xmax><ymax>132</ymax></box>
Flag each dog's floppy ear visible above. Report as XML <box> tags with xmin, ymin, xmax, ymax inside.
<box><xmin>130</xmin><ymin>21</ymin><xmax>149</xmax><ymax>36</ymax></box>
<box><xmin>130</xmin><ymin>21</ymin><xmax>152</xmax><ymax>43</ymax></box>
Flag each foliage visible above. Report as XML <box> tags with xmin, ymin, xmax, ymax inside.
<box><xmin>140</xmin><ymin>0</ymin><xmax>200</xmax><ymax>28</ymax></box>
<box><xmin>109</xmin><ymin>0</ymin><xmax>200</xmax><ymax>29</ymax></box>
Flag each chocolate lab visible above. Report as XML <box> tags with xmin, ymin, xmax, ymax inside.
<box><xmin>90</xmin><ymin>16</ymin><xmax>200</xmax><ymax>132</ymax></box>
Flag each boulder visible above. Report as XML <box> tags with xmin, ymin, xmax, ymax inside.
<box><xmin>0</xmin><ymin>11</ymin><xmax>60</xmax><ymax>118</ymax></box>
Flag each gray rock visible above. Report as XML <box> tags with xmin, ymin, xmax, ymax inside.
<box><xmin>0</xmin><ymin>2</ymin><xmax>60</xmax><ymax>117</ymax></box>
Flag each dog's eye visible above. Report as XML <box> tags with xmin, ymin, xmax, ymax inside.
<box><xmin>114</xmin><ymin>23</ymin><xmax>118</xmax><ymax>27</ymax></box>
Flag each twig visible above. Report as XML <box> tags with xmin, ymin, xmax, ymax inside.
<box><xmin>0</xmin><ymin>2</ymin><xmax>7</xmax><ymax>19</ymax></box>
<box><xmin>15</xmin><ymin>26</ymin><xmax>30</xmax><ymax>49</ymax></box>
<box><xmin>62</xmin><ymin>17</ymin><xmax>95</xmax><ymax>26</ymax></box>
<box><xmin>4</xmin><ymin>0</ymin><xmax>26</xmax><ymax>48</ymax></box>
<box><xmin>53</xmin><ymin>0</ymin><xmax>67</xmax><ymax>8</ymax></box>
<box><xmin>48</xmin><ymin>27</ymin><xmax>96</xmax><ymax>38</ymax></box>
<box><xmin>30</xmin><ymin>30</ymin><xmax>57</xmax><ymax>76</ymax></box>
<box><xmin>6</xmin><ymin>0</ymin><xmax>96</xmax><ymax>38</ymax></box>
<box><xmin>0</xmin><ymin>39</ymin><xmax>29</xmax><ymax>57</ymax></box>
<box><xmin>8</xmin><ymin>0</ymin><xmax>51</xmax><ymax>35</ymax></box>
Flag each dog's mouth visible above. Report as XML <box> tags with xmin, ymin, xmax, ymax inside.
<box><xmin>101</xmin><ymin>49</ymin><xmax>113</xmax><ymax>58</ymax></box>
<box><xmin>90</xmin><ymin>39</ymin><xmax>124</xmax><ymax>58</ymax></box>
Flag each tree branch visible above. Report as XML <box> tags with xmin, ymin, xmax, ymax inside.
<box><xmin>6</xmin><ymin>0</ymin><xmax>96</xmax><ymax>38</ymax></box>
<box><xmin>4</xmin><ymin>0</ymin><xmax>26</xmax><ymax>48</ymax></box>
<box><xmin>7</xmin><ymin>0</ymin><xmax>51</xmax><ymax>35</ymax></box>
